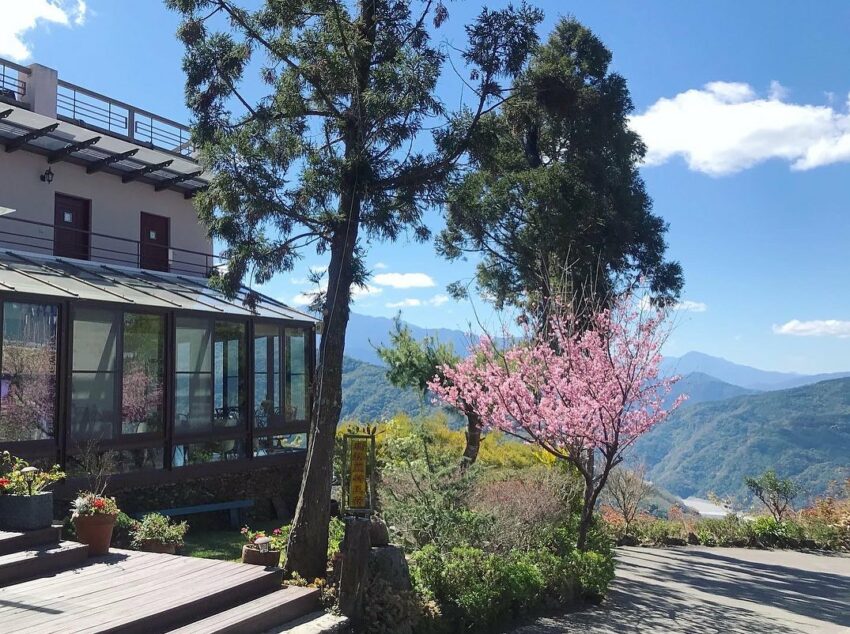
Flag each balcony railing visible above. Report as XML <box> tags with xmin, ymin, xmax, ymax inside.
<box><xmin>57</xmin><ymin>80</ymin><xmax>194</xmax><ymax>157</ymax></box>
<box><xmin>0</xmin><ymin>59</ymin><xmax>28</xmax><ymax>104</ymax></box>
<box><xmin>0</xmin><ymin>215</ymin><xmax>223</xmax><ymax>277</ymax></box>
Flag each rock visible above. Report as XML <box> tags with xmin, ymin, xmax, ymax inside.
<box><xmin>663</xmin><ymin>536</ymin><xmax>687</xmax><ymax>546</ymax></box>
<box><xmin>368</xmin><ymin>545</ymin><xmax>412</xmax><ymax>593</ymax></box>
<box><xmin>617</xmin><ymin>534</ymin><xmax>639</xmax><ymax>547</ymax></box>
<box><xmin>369</xmin><ymin>517</ymin><xmax>390</xmax><ymax>547</ymax></box>
<box><xmin>687</xmin><ymin>532</ymin><xmax>700</xmax><ymax>545</ymax></box>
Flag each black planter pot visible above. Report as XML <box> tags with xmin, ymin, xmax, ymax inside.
<box><xmin>0</xmin><ymin>491</ymin><xmax>54</xmax><ymax>531</ymax></box>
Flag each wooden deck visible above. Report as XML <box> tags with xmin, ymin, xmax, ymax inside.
<box><xmin>0</xmin><ymin>548</ymin><xmax>294</xmax><ymax>633</ymax></box>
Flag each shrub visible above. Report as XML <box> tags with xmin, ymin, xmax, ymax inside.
<box><xmin>567</xmin><ymin>549</ymin><xmax>616</xmax><ymax>600</ymax></box>
<box><xmin>131</xmin><ymin>513</ymin><xmax>188</xmax><ymax>549</ymax></box>
<box><xmin>748</xmin><ymin>516</ymin><xmax>804</xmax><ymax>548</ymax></box>
<box><xmin>411</xmin><ymin>545</ymin><xmax>548</xmax><ymax>630</ymax></box>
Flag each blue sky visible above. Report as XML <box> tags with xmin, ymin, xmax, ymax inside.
<box><xmin>3</xmin><ymin>0</ymin><xmax>850</xmax><ymax>373</ymax></box>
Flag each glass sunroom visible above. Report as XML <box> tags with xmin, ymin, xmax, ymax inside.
<box><xmin>0</xmin><ymin>250</ymin><xmax>317</xmax><ymax>481</ymax></box>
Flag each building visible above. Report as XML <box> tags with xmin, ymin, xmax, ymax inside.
<box><xmin>0</xmin><ymin>57</ymin><xmax>316</xmax><ymax>505</ymax></box>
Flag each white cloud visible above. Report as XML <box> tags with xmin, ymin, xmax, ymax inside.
<box><xmin>289</xmin><ymin>282</ymin><xmax>381</xmax><ymax>306</ymax></box>
<box><xmin>386</xmin><ymin>298</ymin><xmax>422</xmax><ymax>308</ymax></box>
<box><xmin>630</xmin><ymin>80</ymin><xmax>850</xmax><ymax>175</ymax></box>
<box><xmin>0</xmin><ymin>0</ymin><xmax>88</xmax><ymax>61</ymax></box>
<box><xmin>373</xmin><ymin>272</ymin><xmax>435</xmax><ymax>289</ymax></box>
<box><xmin>675</xmin><ymin>300</ymin><xmax>708</xmax><ymax>313</ymax></box>
<box><xmin>373</xmin><ymin>262</ymin><xmax>389</xmax><ymax>270</ymax></box>
<box><xmin>772</xmin><ymin>319</ymin><xmax>850</xmax><ymax>338</ymax></box>
<box><xmin>386</xmin><ymin>294</ymin><xmax>451</xmax><ymax>309</ymax></box>
<box><xmin>352</xmin><ymin>284</ymin><xmax>382</xmax><ymax>298</ymax></box>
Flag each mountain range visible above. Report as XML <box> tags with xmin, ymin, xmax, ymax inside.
<box><xmin>338</xmin><ymin>312</ymin><xmax>850</xmax><ymax>502</ymax></box>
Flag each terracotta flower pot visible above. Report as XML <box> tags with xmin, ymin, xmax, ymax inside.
<box><xmin>140</xmin><ymin>540</ymin><xmax>178</xmax><ymax>555</ymax></box>
<box><xmin>73</xmin><ymin>514</ymin><xmax>117</xmax><ymax>556</ymax></box>
<box><xmin>241</xmin><ymin>545</ymin><xmax>281</xmax><ymax>567</ymax></box>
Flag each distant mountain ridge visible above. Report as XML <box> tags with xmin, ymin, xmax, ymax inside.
<box><xmin>662</xmin><ymin>351</ymin><xmax>850</xmax><ymax>391</ymax></box>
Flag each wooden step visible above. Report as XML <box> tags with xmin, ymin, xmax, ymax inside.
<box><xmin>166</xmin><ymin>586</ymin><xmax>320</xmax><ymax>634</ymax></box>
<box><xmin>0</xmin><ymin>541</ymin><xmax>89</xmax><ymax>586</ymax></box>
<box><xmin>267</xmin><ymin>610</ymin><xmax>350</xmax><ymax>633</ymax></box>
<box><xmin>0</xmin><ymin>526</ymin><xmax>62</xmax><ymax>555</ymax></box>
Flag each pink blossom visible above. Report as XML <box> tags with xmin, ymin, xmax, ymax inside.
<box><xmin>429</xmin><ymin>294</ymin><xmax>686</xmax><ymax>467</ymax></box>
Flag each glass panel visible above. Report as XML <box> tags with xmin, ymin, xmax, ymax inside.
<box><xmin>176</xmin><ymin>318</ymin><xmax>211</xmax><ymax>373</ymax></box>
<box><xmin>172</xmin><ymin>439</ymin><xmax>244</xmax><ymax>467</ymax></box>
<box><xmin>254</xmin><ymin>325</ymin><xmax>281</xmax><ymax>429</ymax></box>
<box><xmin>0</xmin><ymin>302</ymin><xmax>58</xmax><ymax>442</ymax></box>
<box><xmin>72</xmin><ymin>309</ymin><xmax>118</xmax><ymax>372</ymax></box>
<box><xmin>71</xmin><ymin>309</ymin><xmax>118</xmax><ymax>441</ymax></box>
<box><xmin>71</xmin><ymin>372</ymin><xmax>116</xmax><ymax>440</ymax></box>
<box><xmin>213</xmin><ymin>321</ymin><xmax>245</xmax><ymax>426</ymax></box>
<box><xmin>66</xmin><ymin>447</ymin><xmax>164</xmax><ymax>475</ymax></box>
<box><xmin>176</xmin><ymin>317</ymin><xmax>213</xmax><ymax>434</ymax></box>
<box><xmin>122</xmin><ymin>313</ymin><xmax>165</xmax><ymax>434</ymax></box>
<box><xmin>175</xmin><ymin>373</ymin><xmax>213</xmax><ymax>433</ymax></box>
<box><xmin>253</xmin><ymin>433</ymin><xmax>308</xmax><ymax>457</ymax></box>
<box><xmin>285</xmin><ymin>329</ymin><xmax>309</xmax><ymax>421</ymax></box>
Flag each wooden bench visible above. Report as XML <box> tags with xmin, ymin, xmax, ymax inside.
<box><xmin>131</xmin><ymin>500</ymin><xmax>254</xmax><ymax>528</ymax></box>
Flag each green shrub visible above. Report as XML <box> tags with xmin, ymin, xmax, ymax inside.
<box><xmin>567</xmin><ymin>549</ymin><xmax>616</xmax><ymax>600</ymax></box>
<box><xmin>131</xmin><ymin>513</ymin><xmax>188</xmax><ymax>549</ymax></box>
<box><xmin>748</xmin><ymin>516</ymin><xmax>804</xmax><ymax>548</ymax></box>
<box><xmin>411</xmin><ymin>545</ymin><xmax>548</xmax><ymax>630</ymax></box>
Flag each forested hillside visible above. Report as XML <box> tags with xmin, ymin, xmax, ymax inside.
<box><xmin>636</xmin><ymin>377</ymin><xmax>850</xmax><ymax>502</ymax></box>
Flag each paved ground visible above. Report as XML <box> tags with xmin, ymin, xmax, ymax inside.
<box><xmin>508</xmin><ymin>547</ymin><xmax>850</xmax><ymax>633</ymax></box>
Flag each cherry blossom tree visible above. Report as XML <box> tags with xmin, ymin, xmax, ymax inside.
<box><xmin>429</xmin><ymin>295</ymin><xmax>685</xmax><ymax>550</ymax></box>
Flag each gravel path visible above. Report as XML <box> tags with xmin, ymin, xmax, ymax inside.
<box><xmin>507</xmin><ymin>547</ymin><xmax>850</xmax><ymax>633</ymax></box>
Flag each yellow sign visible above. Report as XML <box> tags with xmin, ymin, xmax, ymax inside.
<box><xmin>349</xmin><ymin>439</ymin><xmax>368</xmax><ymax>509</ymax></box>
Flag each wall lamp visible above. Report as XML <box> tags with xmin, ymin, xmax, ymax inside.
<box><xmin>40</xmin><ymin>167</ymin><xmax>54</xmax><ymax>184</ymax></box>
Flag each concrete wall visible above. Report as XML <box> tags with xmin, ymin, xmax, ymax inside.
<box><xmin>0</xmin><ymin>149</ymin><xmax>211</xmax><ymax>273</ymax></box>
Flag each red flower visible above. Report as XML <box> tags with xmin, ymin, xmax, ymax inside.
<box><xmin>93</xmin><ymin>498</ymin><xmax>106</xmax><ymax>510</ymax></box>
<box><xmin>273</xmin><ymin>528</ymin><xmax>281</xmax><ymax>536</ymax></box>
<box><xmin>0</xmin><ymin>478</ymin><xmax>10</xmax><ymax>488</ymax></box>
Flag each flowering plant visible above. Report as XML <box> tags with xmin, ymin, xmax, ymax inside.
<box><xmin>0</xmin><ymin>451</ymin><xmax>65</xmax><ymax>496</ymax></box>
<box><xmin>241</xmin><ymin>525</ymin><xmax>289</xmax><ymax>551</ymax></box>
<box><xmin>71</xmin><ymin>491</ymin><xmax>120</xmax><ymax>518</ymax></box>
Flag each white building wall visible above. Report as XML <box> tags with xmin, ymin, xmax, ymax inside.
<box><xmin>0</xmin><ymin>149</ymin><xmax>211</xmax><ymax>272</ymax></box>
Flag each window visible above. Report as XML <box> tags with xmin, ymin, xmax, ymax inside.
<box><xmin>0</xmin><ymin>302</ymin><xmax>58</xmax><ymax>442</ymax></box>
<box><xmin>254</xmin><ymin>323</ymin><xmax>281</xmax><ymax>429</ymax></box>
<box><xmin>285</xmin><ymin>328</ymin><xmax>309</xmax><ymax>421</ymax></box>
<box><xmin>122</xmin><ymin>313</ymin><xmax>165</xmax><ymax>435</ymax></box>
<box><xmin>71</xmin><ymin>309</ymin><xmax>118</xmax><ymax>441</ymax></box>
<box><xmin>214</xmin><ymin>321</ymin><xmax>245</xmax><ymax>425</ymax></box>
<box><xmin>174</xmin><ymin>318</ymin><xmax>246</xmax><ymax>466</ymax></box>
<box><xmin>253</xmin><ymin>433</ymin><xmax>307</xmax><ymax>457</ymax></box>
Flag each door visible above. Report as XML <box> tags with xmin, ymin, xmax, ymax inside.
<box><xmin>54</xmin><ymin>194</ymin><xmax>91</xmax><ymax>260</ymax></box>
<box><xmin>140</xmin><ymin>212</ymin><xmax>170</xmax><ymax>272</ymax></box>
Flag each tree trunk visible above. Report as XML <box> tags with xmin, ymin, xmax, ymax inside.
<box><xmin>577</xmin><ymin>471</ymin><xmax>595</xmax><ymax>551</ymax></box>
<box><xmin>284</xmin><ymin>0</ymin><xmax>376</xmax><ymax>580</ymax></box>
<box><xmin>460</xmin><ymin>407</ymin><xmax>482</xmax><ymax>470</ymax></box>
<box><xmin>284</xmin><ymin>205</ymin><xmax>360</xmax><ymax>580</ymax></box>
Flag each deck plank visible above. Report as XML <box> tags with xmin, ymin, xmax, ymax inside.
<box><xmin>0</xmin><ymin>549</ymin><xmax>282</xmax><ymax>634</ymax></box>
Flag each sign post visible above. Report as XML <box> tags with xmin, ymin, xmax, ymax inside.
<box><xmin>341</xmin><ymin>430</ymin><xmax>376</xmax><ymax>516</ymax></box>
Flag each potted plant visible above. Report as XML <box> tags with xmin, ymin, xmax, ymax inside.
<box><xmin>241</xmin><ymin>526</ymin><xmax>287</xmax><ymax>567</ymax></box>
<box><xmin>130</xmin><ymin>513</ymin><xmax>188</xmax><ymax>555</ymax></box>
<box><xmin>70</xmin><ymin>492</ymin><xmax>120</xmax><ymax>555</ymax></box>
<box><xmin>0</xmin><ymin>451</ymin><xmax>65</xmax><ymax>531</ymax></box>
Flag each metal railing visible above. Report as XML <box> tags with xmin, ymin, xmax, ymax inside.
<box><xmin>57</xmin><ymin>80</ymin><xmax>194</xmax><ymax>157</ymax></box>
<box><xmin>0</xmin><ymin>215</ymin><xmax>222</xmax><ymax>277</ymax></box>
<box><xmin>0</xmin><ymin>59</ymin><xmax>28</xmax><ymax>104</ymax></box>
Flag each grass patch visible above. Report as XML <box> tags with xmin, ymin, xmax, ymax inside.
<box><xmin>182</xmin><ymin>520</ymin><xmax>280</xmax><ymax>562</ymax></box>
